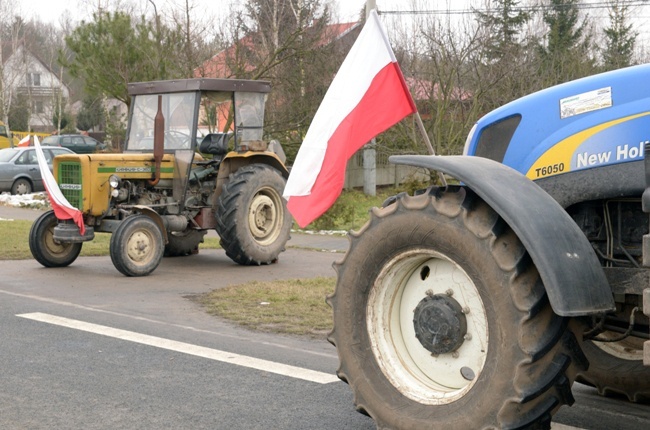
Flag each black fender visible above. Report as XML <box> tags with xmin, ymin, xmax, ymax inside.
<box><xmin>390</xmin><ymin>154</ymin><xmax>615</xmax><ymax>317</ymax></box>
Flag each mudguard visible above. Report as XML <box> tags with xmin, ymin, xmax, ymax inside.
<box><xmin>390</xmin><ymin>154</ymin><xmax>615</xmax><ymax>317</ymax></box>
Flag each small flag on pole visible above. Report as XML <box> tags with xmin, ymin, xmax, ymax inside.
<box><xmin>18</xmin><ymin>135</ymin><xmax>30</xmax><ymax>147</ymax></box>
<box><xmin>282</xmin><ymin>9</ymin><xmax>416</xmax><ymax>228</ymax></box>
<box><xmin>33</xmin><ymin>135</ymin><xmax>86</xmax><ymax>235</ymax></box>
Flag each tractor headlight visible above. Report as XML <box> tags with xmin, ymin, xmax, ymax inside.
<box><xmin>109</xmin><ymin>174</ymin><xmax>121</xmax><ymax>189</ymax></box>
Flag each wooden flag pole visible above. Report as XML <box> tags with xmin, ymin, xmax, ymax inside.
<box><xmin>414</xmin><ymin>111</ymin><xmax>447</xmax><ymax>187</ymax></box>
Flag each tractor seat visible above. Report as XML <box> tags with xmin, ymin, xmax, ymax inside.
<box><xmin>199</xmin><ymin>133</ymin><xmax>231</xmax><ymax>156</ymax></box>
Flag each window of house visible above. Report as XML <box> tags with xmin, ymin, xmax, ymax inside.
<box><xmin>33</xmin><ymin>101</ymin><xmax>44</xmax><ymax>114</ymax></box>
<box><xmin>28</xmin><ymin>72</ymin><xmax>41</xmax><ymax>86</ymax></box>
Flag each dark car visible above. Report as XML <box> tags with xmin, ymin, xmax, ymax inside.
<box><xmin>0</xmin><ymin>146</ymin><xmax>74</xmax><ymax>194</ymax></box>
<box><xmin>41</xmin><ymin>134</ymin><xmax>107</xmax><ymax>154</ymax></box>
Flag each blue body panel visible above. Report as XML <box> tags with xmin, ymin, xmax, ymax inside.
<box><xmin>465</xmin><ymin>64</ymin><xmax>650</xmax><ymax>180</ymax></box>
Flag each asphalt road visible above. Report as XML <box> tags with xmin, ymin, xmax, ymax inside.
<box><xmin>0</xmin><ymin>205</ymin><xmax>649</xmax><ymax>429</ymax></box>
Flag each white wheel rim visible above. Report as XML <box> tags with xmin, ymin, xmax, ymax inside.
<box><xmin>126</xmin><ymin>229</ymin><xmax>155</xmax><ymax>265</ymax></box>
<box><xmin>367</xmin><ymin>249</ymin><xmax>489</xmax><ymax>405</ymax></box>
<box><xmin>593</xmin><ymin>331</ymin><xmax>645</xmax><ymax>361</ymax></box>
<box><xmin>45</xmin><ymin>225</ymin><xmax>70</xmax><ymax>255</ymax></box>
<box><xmin>248</xmin><ymin>188</ymin><xmax>282</xmax><ymax>245</ymax></box>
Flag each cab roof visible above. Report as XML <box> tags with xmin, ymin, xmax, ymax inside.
<box><xmin>128</xmin><ymin>78</ymin><xmax>271</xmax><ymax>96</ymax></box>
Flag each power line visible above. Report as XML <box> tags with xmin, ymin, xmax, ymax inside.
<box><xmin>380</xmin><ymin>0</ymin><xmax>650</xmax><ymax>16</ymax></box>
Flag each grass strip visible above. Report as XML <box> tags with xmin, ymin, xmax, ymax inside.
<box><xmin>0</xmin><ymin>218</ymin><xmax>220</xmax><ymax>259</ymax></box>
<box><xmin>195</xmin><ymin>277</ymin><xmax>336</xmax><ymax>338</ymax></box>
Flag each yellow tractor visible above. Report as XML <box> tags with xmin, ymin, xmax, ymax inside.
<box><xmin>29</xmin><ymin>78</ymin><xmax>292</xmax><ymax>276</ymax></box>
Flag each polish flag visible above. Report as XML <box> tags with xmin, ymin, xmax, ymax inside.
<box><xmin>282</xmin><ymin>10</ymin><xmax>416</xmax><ymax>228</ymax></box>
<box><xmin>18</xmin><ymin>135</ymin><xmax>30</xmax><ymax>147</ymax></box>
<box><xmin>33</xmin><ymin>135</ymin><xmax>86</xmax><ymax>235</ymax></box>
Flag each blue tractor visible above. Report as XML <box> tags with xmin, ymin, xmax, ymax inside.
<box><xmin>329</xmin><ymin>64</ymin><xmax>650</xmax><ymax>428</ymax></box>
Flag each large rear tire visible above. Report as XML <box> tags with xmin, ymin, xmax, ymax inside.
<box><xmin>328</xmin><ymin>187</ymin><xmax>587</xmax><ymax>429</ymax></box>
<box><xmin>216</xmin><ymin>164</ymin><xmax>291</xmax><ymax>265</ymax></box>
<box><xmin>110</xmin><ymin>215</ymin><xmax>164</xmax><ymax>277</ymax></box>
<box><xmin>29</xmin><ymin>210</ymin><xmax>82</xmax><ymax>267</ymax></box>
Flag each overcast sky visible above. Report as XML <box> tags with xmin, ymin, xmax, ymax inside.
<box><xmin>16</xmin><ymin>0</ymin><xmax>650</xmax><ymax>46</ymax></box>
<box><xmin>20</xmin><ymin>1</ymin><xmax>467</xmax><ymax>26</ymax></box>
<box><xmin>20</xmin><ymin>0</ymin><xmax>370</xmax><ymax>25</ymax></box>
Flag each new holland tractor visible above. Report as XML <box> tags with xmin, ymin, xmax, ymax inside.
<box><xmin>29</xmin><ymin>78</ymin><xmax>292</xmax><ymax>276</ymax></box>
<box><xmin>328</xmin><ymin>64</ymin><xmax>650</xmax><ymax>428</ymax></box>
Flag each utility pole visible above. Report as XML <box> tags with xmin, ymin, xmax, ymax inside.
<box><xmin>363</xmin><ymin>0</ymin><xmax>377</xmax><ymax>196</ymax></box>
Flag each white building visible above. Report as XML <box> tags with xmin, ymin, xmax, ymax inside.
<box><xmin>2</xmin><ymin>45</ymin><xmax>70</xmax><ymax>132</ymax></box>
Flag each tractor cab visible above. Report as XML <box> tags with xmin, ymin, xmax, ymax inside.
<box><xmin>123</xmin><ymin>78</ymin><xmax>283</xmax><ymax>214</ymax></box>
<box><xmin>125</xmin><ymin>78</ymin><xmax>270</xmax><ymax>155</ymax></box>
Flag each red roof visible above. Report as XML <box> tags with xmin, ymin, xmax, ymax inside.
<box><xmin>195</xmin><ymin>22</ymin><xmax>360</xmax><ymax>79</ymax></box>
<box><xmin>406</xmin><ymin>76</ymin><xmax>471</xmax><ymax>102</ymax></box>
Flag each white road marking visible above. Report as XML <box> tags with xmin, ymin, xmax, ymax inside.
<box><xmin>552</xmin><ymin>424</ymin><xmax>585</xmax><ymax>430</ymax></box>
<box><xmin>17</xmin><ymin>312</ymin><xmax>339</xmax><ymax>385</ymax></box>
<box><xmin>0</xmin><ymin>289</ymin><xmax>337</xmax><ymax>359</ymax></box>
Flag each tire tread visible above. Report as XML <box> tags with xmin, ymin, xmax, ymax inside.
<box><xmin>329</xmin><ymin>186</ymin><xmax>584</xmax><ymax>429</ymax></box>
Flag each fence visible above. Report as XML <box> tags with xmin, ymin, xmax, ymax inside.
<box><xmin>344</xmin><ymin>149</ymin><xmax>430</xmax><ymax>189</ymax></box>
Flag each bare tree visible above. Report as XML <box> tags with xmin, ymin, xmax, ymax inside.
<box><xmin>0</xmin><ymin>0</ymin><xmax>23</xmax><ymax>125</ymax></box>
<box><xmin>198</xmin><ymin>0</ymin><xmax>340</xmax><ymax>161</ymax></box>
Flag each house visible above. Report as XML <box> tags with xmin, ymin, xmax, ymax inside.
<box><xmin>193</xmin><ymin>21</ymin><xmax>360</xmax><ymax>135</ymax></box>
<box><xmin>1</xmin><ymin>45</ymin><xmax>70</xmax><ymax>132</ymax></box>
<box><xmin>195</xmin><ymin>21</ymin><xmax>360</xmax><ymax>80</ymax></box>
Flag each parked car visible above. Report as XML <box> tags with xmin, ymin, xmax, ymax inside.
<box><xmin>41</xmin><ymin>134</ymin><xmax>107</xmax><ymax>154</ymax></box>
<box><xmin>0</xmin><ymin>146</ymin><xmax>74</xmax><ymax>194</ymax></box>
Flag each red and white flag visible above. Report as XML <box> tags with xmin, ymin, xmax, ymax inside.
<box><xmin>283</xmin><ymin>9</ymin><xmax>416</xmax><ymax>228</ymax></box>
<box><xmin>33</xmin><ymin>135</ymin><xmax>86</xmax><ymax>235</ymax></box>
<box><xmin>18</xmin><ymin>135</ymin><xmax>30</xmax><ymax>147</ymax></box>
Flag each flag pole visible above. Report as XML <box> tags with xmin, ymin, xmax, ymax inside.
<box><xmin>364</xmin><ymin>0</ymin><xmax>378</xmax><ymax>197</ymax></box>
<box><xmin>413</xmin><ymin>111</ymin><xmax>447</xmax><ymax>187</ymax></box>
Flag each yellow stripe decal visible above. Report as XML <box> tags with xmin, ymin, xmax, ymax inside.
<box><xmin>526</xmin><ymin>112</ymin><xmax>650</xmax><ymax>179</ymax></box>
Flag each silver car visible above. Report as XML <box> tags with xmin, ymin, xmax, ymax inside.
<box><xmin>0</xmin><ymin>146</ymin><xmax>74</xmax><ymax>194</ymax></box>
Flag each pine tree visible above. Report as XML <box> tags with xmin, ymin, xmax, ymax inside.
<box><xmin>539</xmin><ymin>0</ymin><xmax>595</xmax><ymax>85</ymax></box>
<box><xmin>475</xmin><ymin>0</ymin><xmax>530</xmax><ymax>61</ymax></box>
<box><xmin>602</xmin><ymin>0</ymin><xmax>636</xmax><ymax>70</ymax></box>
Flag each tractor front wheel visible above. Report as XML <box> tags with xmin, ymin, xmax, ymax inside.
<box><xmin>29</xmin><ymin>210</ymin><xmax>82</xmax><ymax>267</ymax></box>
<box><xmin>328</xmin><ymin>187</ymin><xmax>587</xmax><ymax>429</ymax></box>
<box><xmin>110</xmin><ymin>215</ymin><xmax>164</xmax><ymax>277</ymax></box>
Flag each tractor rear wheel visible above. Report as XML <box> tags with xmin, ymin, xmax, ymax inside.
<box><xmin>328</xmin><ymin>187</ymin><xmax>587</xmax><ymax>429</ymax></box>
<box><xmin>216</xmin><ymin>164</ymin><xmax>291</xmax><ymax>265</ymax></box>
<box><xmin>576</xmin><ymin>328</ymin><xmax>650</xmax><ymax>402</ymax></box>
<box><xmin>110</xmin><ymin>215</ymin><xmax>164</xmax><ymax>277</ymax></box>
<box><xmin>29</xmin><ymin>210</ymin><xmax>82</xmax><ymax>267</ymax></box>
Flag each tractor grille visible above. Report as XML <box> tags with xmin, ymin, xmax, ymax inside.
<box><xmin>58</xmin><ymin>161</ymin><xmax>83</xmax><ymax>210</ymax></box>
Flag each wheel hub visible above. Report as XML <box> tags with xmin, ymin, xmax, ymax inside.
<box><xmin>248</xmin><ymin>192</ymin><xmax>281</xmax><ymax>244</ymax></box>
<box><xmin>368</xmin><ymin>253</ymin><xmax>489</xmax><ymax>404</ymax></box>
<box><xmin>413</xmin><ymin>294</ymin><xmax>467</xmax><ymax>355</ymax></box>
<box><xmin>127</xmin><ymin>231</ymin><xmax>152</xmax><ymax>262</ymax></box>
